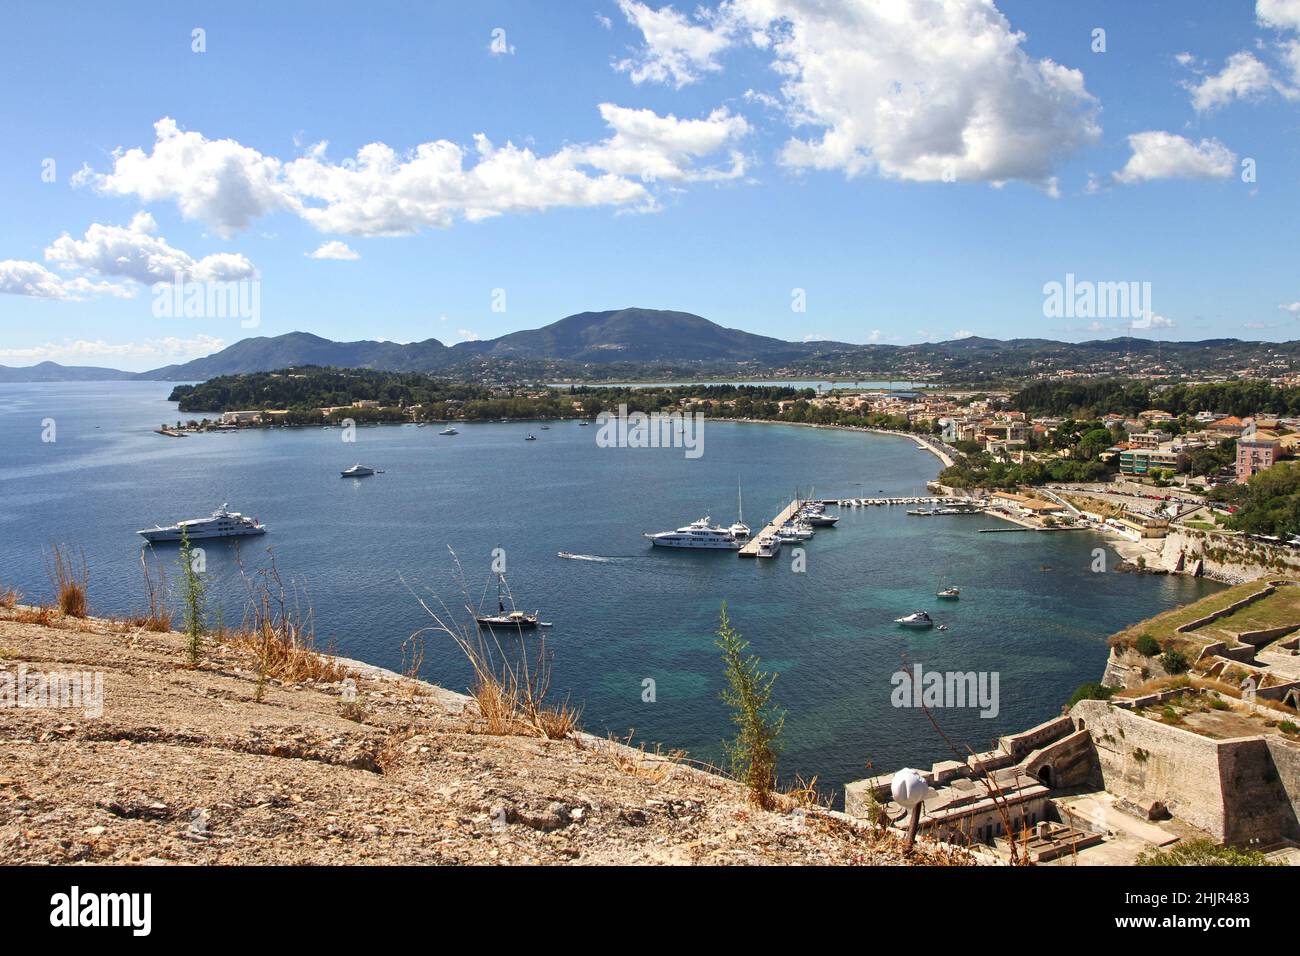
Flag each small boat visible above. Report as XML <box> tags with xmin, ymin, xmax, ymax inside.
<box><xmin>755</xmin><ymin>534</ymin><xmax>781</xmax><ymax>558</ymax></box>
<box><xmin>440</xmin><ymin>427</ymin><xmax>459</xmax><ymax>435</ymax></box>
<box><xmin>895</xmin><ymin>611</ymin><xmax>934</xmax><ymax>629</ymax></box>
<box><xmin>340</xmin><ymin>464</ymin><xmax>376</xmax><ymax>478</ymax></box>
<box><xmin>937</xmin><ymin>587</ymin><xmax>961</xmax><ymax>600</ymax></box>
<box><xmin>540</xmin><ymin>425</ymin><xmax>550</xmax><ymax>430</ymax></box>
<box><xmin>730</xmin><ymin>482</ymin><xmax>750</xmax><ymax>539</ymax></box>
<box><xmin>937</xmin><ymin>624</ymin><xmax>949</xmax><ymax>631</ymax></box>
<box><xmin>474</xmin><ymin>575</ymin><xmax>541</xmax><ymax>630</ymax></box>
<box><xmin>578</xmin><ymin>421</ymin><xmax>590</xmax><ymax>426</ymax></box>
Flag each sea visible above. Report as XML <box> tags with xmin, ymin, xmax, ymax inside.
<box><xmin>0</xmin><ymin>381</ymin><xmax>1221</xmax><ymax>797</ymax></box>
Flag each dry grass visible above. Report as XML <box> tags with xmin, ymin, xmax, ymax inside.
<box><xmin>219</xmin><ymin>551</ymin><xmax>349</xmax><ymax>687</ymax></box>
<box><xmin>126</xmin><ymin>550</ymin><xmax>172</xmax><ymax>632</ymax></box>
<box><xmin>0</xmin><ymin>584</ymin><xmax>19</xmax><ymax>610</ymax></box>
<box><xmin>46</xmin><ymin>545</ymin><xmax>87</xmax><ymax>618</ymax></box>
<box><xmin>409</xmin><ymin>551</ymin><xmax>581</xmax><ymax>741</ymax></box>
<box><xmin>9</xmin><ymin>604</ymin><xmax>56</xmax><ymax>626</ymax></box>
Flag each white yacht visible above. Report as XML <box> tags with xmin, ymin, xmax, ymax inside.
<box><xmin>755</xmin><ymin>534</ymin><xmax>781</xmax><ymax>558</ymax></box>
<box><xmin>779</xmin><ymin>520</ymin><xmax>816</xmax><ymax>540</ymax></box>
<box><xmin>644</xmin><ymin>517</ymin><xmax>741</xmax><ymax>550</ymax></box>
<box><xmin>137</xmin><ymin>505</ymin><xmax>267</xmax><ymax>543</ymax></box>
<box><xmin>340</xmin><ymin>463</ymin><xmax>375</xmax><ymax>478</ymax></box>
<box><xmin>439</xmin><ymin>426</ymin><xmax>459</xmax><ymax>435</ymax></box>
<box><xmin>895</xmin><ymin>610</ymin><xmax>935</xmax><ymax>629</ymax></box>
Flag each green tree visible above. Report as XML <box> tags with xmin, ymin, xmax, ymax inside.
<box><xmin>714</xmin><ymin>602</ymin><xmax>785</xmax><ymax>809</ymax></box>
<box><xmin>178</xmin><ymin>530</ymin><xmax>207</xmax><ymax>666</ymax></box>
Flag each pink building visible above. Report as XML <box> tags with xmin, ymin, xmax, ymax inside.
<box><xmin>1236</xmin><ymin>431</ymin><xmax>1280</xmax><ymax>483</ymax></box>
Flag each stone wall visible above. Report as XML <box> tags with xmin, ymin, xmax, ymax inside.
<box><xmin>1071</xmin><ymin>700</ymin><xmax>1300</xmax><ymax>844</ymax></box>
<box><xmin>1071</xmin><ymin>700</ymin><xmax>1231</xmax><ymax>839</ymax></box>
<box><xmin>1158</xmin><ymin>529</ymin><xmax>1300</xmax><ymax>583</ymax></box>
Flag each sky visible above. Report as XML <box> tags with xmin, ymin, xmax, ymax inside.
<box><xmin>1</xmin><ymin>0</ymin><xmax>1299</xmax><ymax>371</ymax></box>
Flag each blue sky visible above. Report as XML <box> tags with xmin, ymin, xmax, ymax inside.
<box><xmin>1</xmin><ymin>0</ymin><xmax>1299</xmax><ymax>370</ymax></box>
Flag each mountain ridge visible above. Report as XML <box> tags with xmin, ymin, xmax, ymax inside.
<box><xmin>1</xmin><ymin>308</ymin><xmax>1295</xmax><ymax>381</ymax></box>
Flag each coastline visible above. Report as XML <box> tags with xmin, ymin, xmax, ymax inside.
<box><xmin>714</xmin><ymin>417</ymin><xmax>957</xmax><ymax>469</ymax></box>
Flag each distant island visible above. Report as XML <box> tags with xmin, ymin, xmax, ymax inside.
<box><xmin>6</xmin><ymin>307</ymin><xmax>1300</xmax><ymax>385</ymax></box>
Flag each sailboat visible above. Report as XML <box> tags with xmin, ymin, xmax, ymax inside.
<box><xmin>474</xmin><ymin>574</ymin><xmax>544</xmax><ymax>630</ymax></box>
<box><xmin>729</xmin><ymin>481</ymin><xmax>750</xmax><ymax>539</ymax></box>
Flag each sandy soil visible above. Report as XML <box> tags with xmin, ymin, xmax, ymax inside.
<box><xmin>0</xmin><ymin>609</ymin><xmax>969</xmax><ymax>866</ymax></box>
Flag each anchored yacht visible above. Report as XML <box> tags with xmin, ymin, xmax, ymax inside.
<box><xmin>895</xmin><ymin>610</ymin><xmax>935</xmax><ymax>629</ymax></box>
<box><xmin>755</xmin><ymin>534</ymin><xmax>781</xmax><ymax>558</ymax></box>
<box><xmin>137</xmin><ymin>505</ymin><xmax>267</xmax><ymax>543</ymax></box>
<box><xmin>439</xmin><ymin>426</ymin><xmax>459</xmax><ymax>435</ymax></box>
<box><xmin>644</xmin><ymin>517</ymin><xmax>741</xmax><ymax>550</ymax></box>
<box><xmin>340</xmin><ymin>464</ymin><xmax>375</xmax><ymax>478</ymax></box>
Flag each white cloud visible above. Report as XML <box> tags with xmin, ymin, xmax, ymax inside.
<box><xmin>1113</xmin><ymin>132</ymin><xmax>1236</xmax><ymax>183</ymax></box>
<box><xmin>0</xmin><ymin>259</ymin><xmax>135</xmax><ymax>301</ymax></box>
<box><xmin>614</xmin><ymin>0</ymin><xmax>1101</xmax><ymax>188</ymax></box>
<box><xmin>866</xmin><ymin>329</ymin><xmax>882</xmax><ymax>342</ymax></box>
<box><xmin>0</xmin><ymin>334</ymin><xmax>225</xmax><ymax>364</ymax></box>
<box><xmin>44</xmin><ymin>212</ymin><xmax>257</xmax><ymax>285</ymax></box>
<box><xmin>1187</xmin><ymin>51</ymin><xmax>1274</xmax><ymax>111</ymax></box>
<box><xmin>0</xmin><ymin>260</ymin><xmax>76</xmax><ymax>299</ymax></box>
<box><xmin>1259</xmin><ymin>0</ymin><xmax>1300</xmax><ymax>32</ymax></box>
<box><xmin>457</xmin><ymin>329</ymin><xmax>481</xmax><ymax>341</ymax></box>
<box><xmin>76</xmin><ymin>118</ymin><xmax>293</xmax><ymax>238</ymax></box>
<box><xmin>1280</xmin><ymin>301</ymin><xmax>1300</xmax><ymax>314</ymax></box>
<box><xmin>952</xmin><ymin>329</ymin><xmax>974</xmax><ymax>339</ymax></box>
<box><xmin>79</xmin><ymin>108</ymin><xmax>748</xmax><ymax>238</ymax></box>
<box><xmin>308</xmin><ymin>240</ymin><xmax>360</xmax><ymax>260</ymax></box>
<box><xmin>613</xmin><ymin>0</ymin><xmax>733</xmax><ymax>88</ymax></box>
<box><xmin>576</xmin><ymin>104</ymin><xmax>749</xmax><ymax>182</ymax></box>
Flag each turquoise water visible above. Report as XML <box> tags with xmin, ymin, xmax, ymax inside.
<box><xmin>0</xmin><ymin>382</ymin><xmax>1221</xmax><ymax>797</ymax></box>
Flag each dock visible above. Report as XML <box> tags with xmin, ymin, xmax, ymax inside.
<box><xmin>821</xmin><ymin>495</ymin><xmax>973</xmax><ymax>508</ymax></box>
<box><xmin>739</xmin><ymin>498</ymin><xmax>803</xmax><ymax>557</ymax></box>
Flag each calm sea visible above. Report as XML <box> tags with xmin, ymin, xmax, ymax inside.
<box><xmin>0</xmin><ymin>382</ymin><xmax>1220</xmax><ymax>797</ymax></box>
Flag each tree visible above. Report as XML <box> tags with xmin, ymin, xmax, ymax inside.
<box><xmin>714</xmin><ymin>603</ymin><xmax>785</xmax><ymax>809</ymax></box>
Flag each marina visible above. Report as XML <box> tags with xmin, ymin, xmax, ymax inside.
<box><xmin>739</xmin><ymin>498</ymin><xmax>806</xmax><ymax>557</ymax></box>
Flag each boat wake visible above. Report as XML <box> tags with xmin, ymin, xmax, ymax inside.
<box><xmin>556</xmin><ymin>551</ymin><xmax>630</xmax><ymax>562</ymax></box>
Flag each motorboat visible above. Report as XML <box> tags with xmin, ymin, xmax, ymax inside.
<box><xmin>340</xmin><ymin>464</ymin><xmax>376</xmax><ymax>478</ymax></box>
<box><xmin>895</xmin><ymin>611</ymin><xmax>935</xmax><ymax>629</ymax></box>
<box><xmin>937</xmin><ymin>587</ymin><xmax>961</xmax><ymax>600</ymax></box>
<box><xmin>439</xmin><ymin>426</ymin><xmax>459</xmax><ymax>435</ymax></box>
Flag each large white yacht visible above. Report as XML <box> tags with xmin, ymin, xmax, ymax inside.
<box><xmin>644</xmin><ymin>517</ymin><xmax>741</xmax><ymax>550</ymax></box>
<box><xmin>136</xmin><ymin>505</ymin><xmax>267</xmax><ymax>543</ymax></box>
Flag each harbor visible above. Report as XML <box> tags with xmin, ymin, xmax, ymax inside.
<box><xmin>738</xmin><ymin>497</ymin><xmax>805</xmax><ymax>557</ymax></box>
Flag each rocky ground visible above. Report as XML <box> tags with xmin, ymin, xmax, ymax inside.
<box><xmin>0</xmin><ymin>609</ymin><xmax>968</xmax><ymax>866</ymax></box>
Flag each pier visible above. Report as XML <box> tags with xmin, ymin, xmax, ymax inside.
<box><xmin>821</xmin><ymin>495</ymin><xmax>974</xmax><ymax>508</ymax></box>
<box><xmin>739</xmin><ymin>498</ymin><xmax>804</xmax><ymax>557</ymax></box>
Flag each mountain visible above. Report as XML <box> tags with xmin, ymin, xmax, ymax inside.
<box><xmin>11</xmin><ymin>309</ymin><xmax>1300</xmax><ymax>383</ymax></box>
<box><xmin>0</xmin><ymin>361</ymin><xmax>137</xmax><ymax>383</ymax></box>
<box><xmin>460</xmin><ymin>308</ymin><xmax>846</xmax><ymax>363</ymax></box>
<box><xmin>137</xmin><ymin>309</ymin><xmax>851</xmax><ymax>380</ymax></box>
<box><xmin>137</xmin><ymin>332</ymin><xmax>452</xmax><ymax>380</ymax></box>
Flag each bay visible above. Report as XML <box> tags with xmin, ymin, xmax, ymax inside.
<box><xmin>0</xmin><ymin>381</ymin><xmax>1220</xmax><ymax>796</ymax></box>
